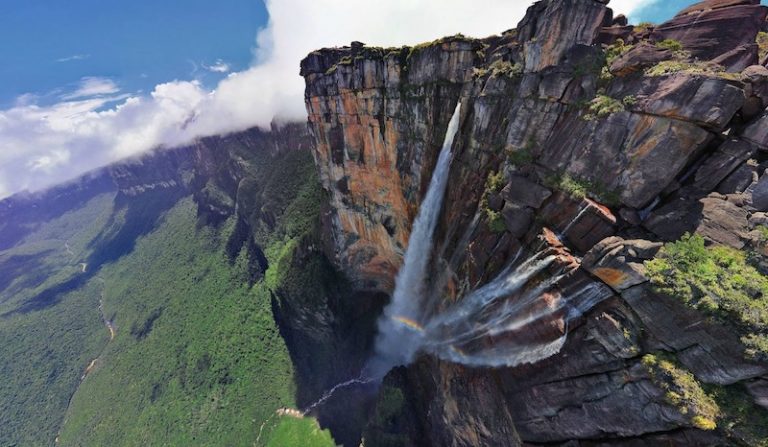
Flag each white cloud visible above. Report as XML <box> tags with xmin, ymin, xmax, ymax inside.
<box><xmin>28</xmin><ymin>149</ymin><xmax>71</xmax><ymax>172</ymax></box>
<box><xmin>56</xmin><ymin>54</ymin><xmax>90</xmax><ymax>63</ymax></box>
<box><xmin>203</xmin><ymin>59</ymin><xmax>231</xmax><ymax>73</ymax></box>
<box><xmin>610</xmin><ymin>0</ymin><xmax>662</xmax><ymax>21</ymax></box>
<box><xmin>61</xmin><ymin>77</ymin><xmax>121</xmax><ymax>100</ymax></box>
<box><xmin>0</xmin><ymin>0</ymin><xmax>655</xmax><ymax>199</ymax></box>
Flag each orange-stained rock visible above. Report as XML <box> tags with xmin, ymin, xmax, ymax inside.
<box><xmin>582</xmin><ymin>236</ymin><xmax>662</xmax><ymax>292</ymax></box>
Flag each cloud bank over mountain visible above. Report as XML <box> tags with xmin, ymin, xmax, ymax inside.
<box><xmin>0</xmin><ymin>0</ymin><xmax>655</xmax><ymax>199</ymax></box>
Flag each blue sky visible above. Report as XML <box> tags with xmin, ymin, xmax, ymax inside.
<box><xmin>634</xmin><ymin>0</ymin><xmax>768</xmax><ymax>22</ymax></box>
<box><xmin>0</xmin><ymin>0</ymin><xmax>268</xmax><ymax>108</ymax></box>
<box><xmin>0</xmin><ymin>0</ymin><xmax>760</xmax><ymax>199</ymax></box>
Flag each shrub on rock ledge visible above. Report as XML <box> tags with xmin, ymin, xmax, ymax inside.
<box><xmin>645</xmin><ymin>234</ymin><xmax>768</xmax><ymax>361</ymax></box>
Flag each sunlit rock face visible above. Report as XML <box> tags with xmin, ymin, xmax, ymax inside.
<box><xmin>303</xmin><ymin>0</ymin><xmax>768</xmax><ymax>444</ymax></box>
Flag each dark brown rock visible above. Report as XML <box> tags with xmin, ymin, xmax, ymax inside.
<box><xmin>501</xmin><ymin>202</ymin><xmax>534</xmax><ymax>238</ymax></box>
<box><xmin>596</xmin><ymin>25</ymin><xmax>634</xmax><ymax>45</ymax></box>
<box><xmin>582</xmin><ymin>237</ymin><xmax>662</xmax><ymax>292</ymax></box>
<box><xmin>643</xmin><ymin>191</ymin><xmax>705</xmax><ymax>241</ymax></box>
<box><xmin>746</xmin><ymin>377</ymin><xmax>768</xmax><ymax>409</ymax></box>
<box><xmin>717</xmin><ymin>158</ymin><xmax>761</xmax><ymax>194</ymax></box>
<box><xmin>742</xmin><ymin>111</ymin><xmax>768</xmax><ymax>150</ymax></box>
<box><xmin>609</xmin><ymin>42</ymin><xmax>673</xmax><ymax>77</ymax></box>
<box><xmin>696</xmin><ymin>195</ymin><xmax>749</xmax><ymax>248</ymax></box>
<box><xmin>509</xmin><ymin>363</ymin><xmax>689</xmax><ymax>442</ymax></box>
<box><xmin>500</xmin><ymin>175</ymin><xmax>552</xmax><ymax>209</ymax></box>
<box><xmin>622</xmin><ymin>284</ymin><xmax>768</xmax><ymax>384</ymax></box>
<box><xmin>741</xmin><ymin>65</ymin><xmax>768</xmax><ymax>117</ymax></box>
<box><xmin>588</xmin><ymin>308</ymin><xmax>641</xmax><ymax>358</ymax></box>
<box><xmin>608</xmin><ymin>73</ymin><xmax>746</xmax><ymax>130</ymax></box>
<box><xmin>751</xmin><ymin>171</ymin><xmax>768</xmax><ymax>211</ymax></box>
<box><xmin>711</xmin><ymin>43</ymin><xmax>760</xmax><ymax>72</ymax></box>
<box><xmin>538</xmin><ymin>195</ymin><xmax>617</xmax><ymax>253</ymax></box>
<box><xmin>693</xmin><ymin>139</ymin><xmax>757</xmax><ymax>191</ymax></box>
<box><xmin>541</xmin><ymin>111</ymin><xmax>711</xmax><ymax>208</ymax></box>
<box><xmin>652</xmin><ymin>0</ymin><xmax>768</xmax><ymax>68</ymax></box>
<box><xmin>367</xmin><ymin>362</ymin><xmax>522</xmax><ymax>447</ymax></box>
<box><xmin>517</xmin><ymin>0</ymin><xmax>610</xmax><ymax>72</ymax></box>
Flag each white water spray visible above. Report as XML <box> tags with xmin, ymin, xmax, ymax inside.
<box><xmin>362</xmin><ymin>98</ymin><xmax>615</xmax><ymax>379</ymax></box>
<box><xmin>302</xmin><ymin>375</ymin><xmax>375</xmax><ymax>415</ymax></box>
<box><xmin>309</xmin><ymin>101</ymin><xmax>612</xmax><ymax>412</ymax></box>
<box><xmin>367</xmin><ymin>101</ymin><xmax>463</xmax><ymax>378</ymax></box>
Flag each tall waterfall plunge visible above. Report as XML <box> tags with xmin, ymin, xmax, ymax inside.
<box><xmin>366</xmin><ymin>102</ymin><xmax>463</xmax><ymax>379</ymax></box>
<box><xmin>361</xmin><ymin>101</ymin><xmax>612</xmax><ymax>380</ymax></box>
<box><xmin>303</xmin><ymin>101</ymin><xmax>613</xmax><ymax>413</ymax></box>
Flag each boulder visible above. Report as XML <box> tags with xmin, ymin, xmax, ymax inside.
<box><xmin>718</xmin><ymin>159</ymin><xmax>761</xmax><ymax>194</ymax></box>
<box><xmin>740</xmin><ymin>65</ymin><xmax>768</xmax><ymax>117</ymax></box>
<box><xmin>588</xmin><ymin>307</ymin><xmax>642</xmax><ymax>358</ymax></box>
<box><xmin>696</xmin><ymin>195</ymin><xmax>749</xmax><ymax>248</ymax></box>
<box><xmin>710</xmin><ymin>43</ymin><xmax>760</xmax><ymax>72</ymax></box>
<box><xmin>742</xmin><ymin>111</ymin><xmax>768</xmax><ymax>150</ymax></box>
<box><xmin>746</xmin><ymin>377</ymin><xmax>768</xmax><ymax>410</ymax></box>
<box><xmin>582</xmin><ymin>237</ymin><xmax>662</xmax><ymax>292</ymax></box>
<box><xmin>541</xmin><ymin>111</ymin><xmax>712</xmax><ymax>208</ymax></box>
<box><xmin>501</xmin><ymin>202</ymin><xmax>534</xmax><ymax>238</ymax></box>
<box><xmin>644</xmin><ymin>190</ymin><xmax>705</xmax><ymax>241</ymax></box>
<box><xmin>751</xmin><ymin>171</ymin><xmax>768</xmax><ymax>211</ymax></box>
<box><xmin>538</xmin><ymin>195</ymin><xmax>616</xmax><ymax>253</ymax></box>
<box><xmin>505</xmin><ymin>358</ymin><xmax>697</xmax><ymax>442</ymax></box>
<box><xmin>693</xmin><ymin>139</ymin><xmax>757</xmax><ymax>191</ymax></box>
<box><xmin>608</xmin><ymin>73</ymin><xmax>746</xmax><ymax>130</ymax></box>
<box><xmin>499</xmin><ymin>175</ymin><xmax>552</xmax><ymax>209</ymax></box>
<box><xmin>596</xmin><ymin>25</ymin><xmax>634</xmax><ymax>45</ymax></box>
<box><xmin>622</xmin><ymin>284</ymin><xmax>768</xmax><ymax>384</ymax></box>
<box><xmin>609</xmin><ymin>42</ymin><xmax>673</xmax><ymax>77</ymax></box>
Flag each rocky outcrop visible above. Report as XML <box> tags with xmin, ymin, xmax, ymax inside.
<box><xmin>608</xmin><ymin>42</ymin><xmax>673</xmax><ymax>76</ymax></box>
<box><xmin>517</xmin><ymin>0</ymin><xmax>612</xmax><ymax>72</ymax></box>
<box><xmin>651</xmin><ymin>0</ymin><xmax>767</xmax><ymax>71</ymax></box>
<box><xmin>302</xmin><ymin>37</ymin><xmax>478</xmax><ymax>291</ymax></box>
<box><xmin>302</xmin><ymin>0</ymin><xmax>768</xmax><ymax>445</ymax></box>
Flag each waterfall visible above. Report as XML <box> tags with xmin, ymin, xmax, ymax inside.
<box><xmin>311</xmin><ymin>101</ymin><xmax>614</xmax><ymax>412</ymax></box>
<box><xmin>363</xmin><ymin>99</ymin><xmax>613</xmax><ymax>379</ymax></box>
<box><xmin>302</xmin><ymin>375</ymin><xmax>374</xmax><ymax>415</ymax></box>
<box><xmin>367</xmin><ymin>101</ymin><xmax>462</xmax><ymax>378</ymax></box>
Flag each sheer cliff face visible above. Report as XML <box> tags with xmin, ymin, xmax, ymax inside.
<box><xmin>303</xmin><ymin>0</ymin><xmax>768</xmax><ymax>444</ymax></box>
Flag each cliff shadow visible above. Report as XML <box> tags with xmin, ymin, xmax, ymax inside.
<box><xmin>86</xmin><ymin>187</ymin><xmax>185</xmax><ymax>267</ymax></box>
<box><xmin>3</xmin><ymin>188</ymin><xmax>184</xmax><ymax>316</ymax></box>
<box><xmin>269</xmin><ymin>238</ymin><xmax>388</xmax><ymax>447</ymax></box>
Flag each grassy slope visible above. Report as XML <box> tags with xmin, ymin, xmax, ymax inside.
<box><xmin>58</xmin><ymin>197</ymin><xmax>304</xmax><ymax>445</ymax></box>
<box><xmin>0</xmin><ymin>193</ymin><xmax>116</xmax><ymax>447</ymax></box>
<box><xmin>1</xmin><ymin>147</ymin><xmax>337</xmax><ymax>445</ymax></box>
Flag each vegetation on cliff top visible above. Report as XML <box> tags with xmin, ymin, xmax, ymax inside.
<box><xmin>543</xmin><ymin>172</ymin><xmax>621</xmax><ymax>207</ymax></box>
<box><xmin>642</xmin><ymin>353</ymin><xmax>719</xmax><ymax>430</ymax></box>
<box><xmin>758</xmin><ymin>32</ymin><xmax>768</xmax><ymax>62</ymax></box>
<box><xmin>641</xmin><ymin>352</ymin><xmax>768</xmax><ymax>445</ymax></box>
<box><xmin>706</xmin><ymin>383</ymin><xmax>768</xmax><ymax>446</ymax></box>
<box><xmin>645</xmin><ymin>233</ymin><xmax>768</xmax><ymax>362</ymax></box>
<box><xmin>481</xmin><ymin>170</ymin><xmax>508</xmax><ymax>234</ymax></box>
<box><xmin>473</xmin><ymin>59</ymin><xmax>523</xmax><ymax>79</ymax></box>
